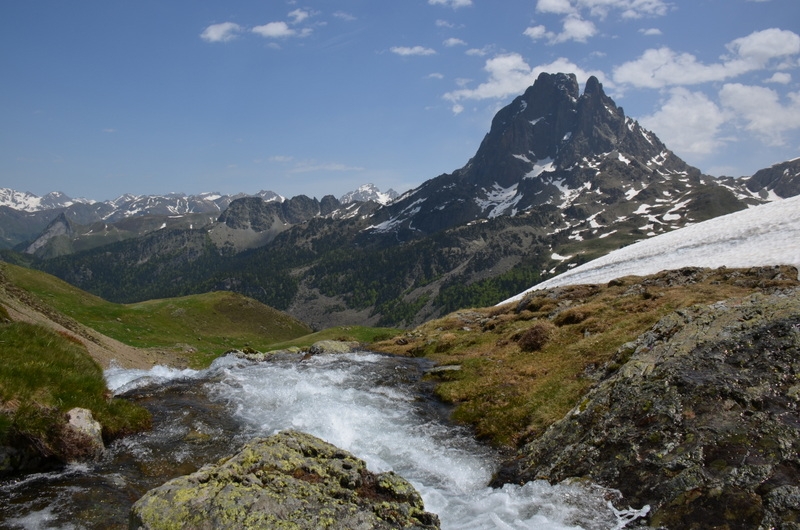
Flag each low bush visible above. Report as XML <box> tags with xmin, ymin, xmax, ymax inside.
<box><xmin>517</xmin><ymin>321</ymin><xmax>556</xmax><ymax>352</ymax></box>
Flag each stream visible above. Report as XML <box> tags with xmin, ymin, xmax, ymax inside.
<box><xmin>0</xmin><ymin>351</ymin><xmax>648</xmax><ymax>529</ymax></box>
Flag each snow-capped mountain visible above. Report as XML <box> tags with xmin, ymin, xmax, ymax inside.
<box><xmin>0</xmin><ymin>189</ymin><xmax>94</xmax><ymax>211</ymax></box>
<box><xmin>340</xmin><ymin>184</ymin><xmax>399</xmax><ymax>205</ymax></box>
<box><xmin>502</xmin><ymin>194</ymin><xmax>800</xmax><ymax>303</ymax></box>
<box><xmin>366</xmin><ymin>73</ymin><xmax>769</xmax><ymax>239</ymax></box>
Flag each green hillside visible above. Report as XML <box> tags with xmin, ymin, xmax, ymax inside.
<box><xmin>1</xmin><ymin>261</ymin><xmax>313</xmax><ymax>367</ymax></box>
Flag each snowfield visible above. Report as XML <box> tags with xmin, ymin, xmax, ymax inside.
<box><xmin>502</xmin><ymin>195</ymin><xmax>800</xmax><ymax>304</ymax></box>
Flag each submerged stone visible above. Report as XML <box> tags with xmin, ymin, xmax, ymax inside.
<box><xmin>130</xmin><ymin>429</ymin><xmax>440</xmax><ymax>530</ymax></box>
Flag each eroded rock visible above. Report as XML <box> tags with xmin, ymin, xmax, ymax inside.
<box><xmin>130</xmin><ymin>429</ymin><xmax>439</xmax><ymax>530</ymax></box>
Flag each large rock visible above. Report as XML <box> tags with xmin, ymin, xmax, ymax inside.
<box><xmin>130</xmin><ymin>430</ymin><xmax>440</xmax><ymax>530</ymax></box>
<box><xmin>504</xmin><ymin>288</ymin><xmax>800</xmax><ymax>529</ymax></box>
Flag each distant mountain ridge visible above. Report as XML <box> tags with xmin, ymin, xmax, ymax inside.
<box><xmin>7</xmin><ymin>72</ymin><xmax>800</xmax><ymax>329</ymax></box>
<box><xmin>0</xmin><ymin>185</ymin><xmax>395</xmax><ymax>251</ymax></box>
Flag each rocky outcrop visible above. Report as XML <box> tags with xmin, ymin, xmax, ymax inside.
<box><xmin>501</xmin><ymin>288</ymin><xmax>800</xmax><ymax>529</ymax></box>
<box><xmin>131</xmin><ymin>430</ymin><xmax>440</xmax><ymax>530</ymax></box>
<box><xmin>747</xmin><ymin>158</ymin><xmax>800</xmax><ymax>199</ymax></box>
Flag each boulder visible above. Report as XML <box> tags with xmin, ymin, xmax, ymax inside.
<box><xmin>503</xmin><ymin>288</ymin><xmax>800</xmax><ymax>529</ymax></box>
<box><xmin>307</xmin><ymin>340</ymin><xmax>360</xmax><ymax>355</ymax></box>
<box><xmin>130</xmin><ymin>430</ymin><xmax>439</xmax><ymax>530</ymax></box>
<box><xmin>62</xmin><ymin>407</ymin><xmax>104</xmax><ymax>460</ymax></box>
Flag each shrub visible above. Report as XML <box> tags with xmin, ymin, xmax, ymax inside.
<box><xmin>518</xmin><ymin>321</ymin><xmax>555</xmax><ymax>352</ymax></box>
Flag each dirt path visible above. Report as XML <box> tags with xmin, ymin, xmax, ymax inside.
<box><xmin>2</xmin><ymin>290</ymin><xmax>182</xmax><ymax>370</ymax></box>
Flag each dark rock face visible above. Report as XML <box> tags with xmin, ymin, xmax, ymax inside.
<box><xmin>747</xmin><ymin>158</ymin><xmax>800</xmax><ymax>199</ymax></box>
<box><xmin>505</xmin><ymin>288</ymin><xmax>800</xmax><ymax>529</ymax></box>
<box><xmin>130</xmin><ymin>430</ymin><xmax>440</xmax><ymax>530</ymax></box>
<box><xmin>371</xmin><ymin>72</ymin><xmax>736</xmax><ymax>239</ymax></box>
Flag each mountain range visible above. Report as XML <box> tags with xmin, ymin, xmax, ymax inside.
<box><xmin>2</xmin><ymin>72</ymin><xmax>799</xmax><ymax>329</ymax></box>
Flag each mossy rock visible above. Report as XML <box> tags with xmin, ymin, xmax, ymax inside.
<box><xmin>130</xmin><ymin>430</ymin><xmax>440</xmax><ymax>530</ymax></box>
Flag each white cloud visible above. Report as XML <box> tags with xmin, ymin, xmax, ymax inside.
<box><xmin>391</xmin><ymin>46</ymin><xmax>437</xmax><ymax>56</ymax></box>
<box><xmin>639</xmin><ymin>28</ymin><xmax>662</xmax><ymax>36</ymax></box>
<box><xmin>252</xmin><ymin>21</ymin><xmax>297</xmax><ymax>38</ymax></box>
<box><xmin>536</xmin><ymin>0</ymin><xmax>670</xmax><ymax>20</ymax></box>
<box><xmin>613</xmin><ymin>28</ymin><xmax>800</xmax><ymax>88</ymax></box>
<box><xmin>553</xmin><ymin>15</ymin><xmax>596</xmax><ymax>43</ymax></box>
<box><xmin>639</xmin><ymin>88</ymin><xmax>728</xmax><ymax>155</ymax></box>
<box><xmin>719</xmin><ymin>83</ymin><xmax>800</xmax><ymax>145</ymax></box>
<box><xmin>444</xmin><ymin>37</ymin><xmax>467</xmax><ymax>47</ymax></box>
<box><xmin>725</xmin><ymin>28</ymin><xmax>800</xmax><ymax>67</ymax></box>
<box><xmin>442</xmin><ymin>53</ymin><xmax>607</xmax><ymax>111</ymax></box>
<box><xmin>523</xmin><ymin>25</ymin><xmax>548</xmax><ymax>40</ymax></box>
<box><xmin>333</xmin><ymin>12</ymin><xmax>357</xmax><ymax>22</ymax></box>
<box><xmin>428</xmin><ymin>0</ymin><xmax>473</xmax><ymax>8</ymax></box>
<box><xmin>523</xmin><ymin>15</ymin><xmax>596</xmax><ymax>44</ymax></box>
<box><xmin>536</xmin><ymin>0</ymin><xmax>575</xmax><ymax>15</ymax></box>
<box><xmin>466</xmin><ymin>46</ymin><xmax>493</xmax><ymax>56</ymax></box>
<box><xmin>436</xmin><ymin>19</ymin><xmax>455</xmax><ymax>28</ymax></box>
<box><xmin>288</xmin><ymin>9</ymin><xmax>310</xmax><ymax>24</ymax></box>
<box><xmin>428</xmin><ymin>72</ymin><xmax>445</xmax><ymax>80</ymax></box>
<box><xmin>200</xmin><ymin>22</ymin><xmax>243</xmax><ymax>43</ymax></box>
<box><xmin>765</xmin><ymin>72</ymin><xmax>792</xmax><ymax>84</ymax></box>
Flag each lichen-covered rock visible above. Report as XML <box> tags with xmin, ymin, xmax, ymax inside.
<box><xmin>505</xmin><ymin>288</ymin><xmax>800</xmax><ymax>529</ymax></box>
<box><xmin>130</xmin><ymin>430</ymin><xmax>439</xmax><ymax>530</ymax></box>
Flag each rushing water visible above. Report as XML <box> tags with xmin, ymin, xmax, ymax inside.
<box><xmin>0</xmin><ymin>351</ymin><xmax>648</xmax><ymax>529</ymax></box>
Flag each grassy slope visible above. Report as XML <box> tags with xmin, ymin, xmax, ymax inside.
<box><xmin>372</xmin><ymin>266</ymin><xmax>800</xmax><ymax>447</ymax></box>
<box><xmin>1</xmin><ymin>262</ymin><xmax>314</xmax><ymax>367</ymax></box>
<box><xmin>0</xmin><ymin>314</ymin><xmax>151</xmax><ymax>463</ymax></box>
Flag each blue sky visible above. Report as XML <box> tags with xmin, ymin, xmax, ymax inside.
<box><xmin>2</xmin><ymin>0</ymin><xmax>799</xmax><ymax>202</ymax></box>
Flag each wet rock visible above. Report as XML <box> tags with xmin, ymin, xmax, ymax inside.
<box><xmin>63</xmin><ymin>407</ymin><xmax>104</xmax><ymax>460</ymax></box>
<box><xmin>502</xmin><ymin>288</ymin><xmax>800</xmax><ymax>529</ymax></box>
<box><xmin>307</xmin><ymin>340</ymin><xmax>360</xmax><ymax>355</ymax></box>
<box><xmin>130</xmin><ymin>430</ymin><xmax>440</xmax><ymax>530</ymax></box>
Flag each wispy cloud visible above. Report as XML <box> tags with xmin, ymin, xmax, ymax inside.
<box><xmin>639</xmin><ymin>28</ymin><xmax>662</xmax><ymax>36</ymax></box>
<box><xmin>333</xmin><ymin>11</ymin><xmax>357</xmax><ymax>22</ymax></box>
<box><xmin>288</xmin><ymin>9</ymin><xmax>310</xmax><ymax>24</ymax></box>
<box><xmin>528</xmin><ymin>0</ymin><xmax>670</xmax><ymax>46</ymax></box>
<box><xmin>252</xmin><ymin>21</ymin><xmax>299</xmax><ymax>38</ymax></box>
<box><xmin>200</xmin><ymin>22</ymin><xmax>243</xmax><ymax>43</ymax></box>
<box><xmin>429</xmin><ymin>0</ymin><xmax>473</xmax><ymax>8</ymax></box>
<box><xmin>443</xmin><ymin>37</ymin><xmax>467</xmax><ymax>47</ymax></box>
<box><xmin>391</xmin><ymin>46</ymin><xmax>437</xmax><ymax>56</ymax></box>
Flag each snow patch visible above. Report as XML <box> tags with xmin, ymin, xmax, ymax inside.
<box><xmin>501</xmin><ymin>195</ymin><xmax>800</xmax><ymax>303</ymax></box>
<box><xmin>524</xmin><ymin>158</ymin><xmax>555</xmax><ymax>179</ymax></box>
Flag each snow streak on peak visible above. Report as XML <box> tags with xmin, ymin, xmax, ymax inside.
<box><xmin>501</xmin><ymin>196</ymin><xmax>800</xmax><ymax>304</ymax></box>
<box><xmin>340</xmin><ymin>184</ymin><xmax>399</xmax><ymax>205</ymax></box>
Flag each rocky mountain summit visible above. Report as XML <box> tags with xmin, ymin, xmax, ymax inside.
<box><xmin>367</xmin><ymin>72</ymin><xmax>763</xmax><ymax>239</ymax></box>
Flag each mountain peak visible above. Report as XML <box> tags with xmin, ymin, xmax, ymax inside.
<box><xmin>340</xmin><ymin>184</ymin><xmax>399</xmax><ymax>205</ymax></box>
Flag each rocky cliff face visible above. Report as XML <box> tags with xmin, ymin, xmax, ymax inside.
<box><xmin>746</xmin><ymin>157</ymin><xmax>800</xmax><ymax>199</ymax></box>
<box><xmin>504</xmin><ymin>286</ymin><xmax>800</xmax><ymax>529</ymax></box>
<box><xmin>131</xmin><ymin>430</ymin><xmax>440</xmax><ymax>530</ymax></box>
